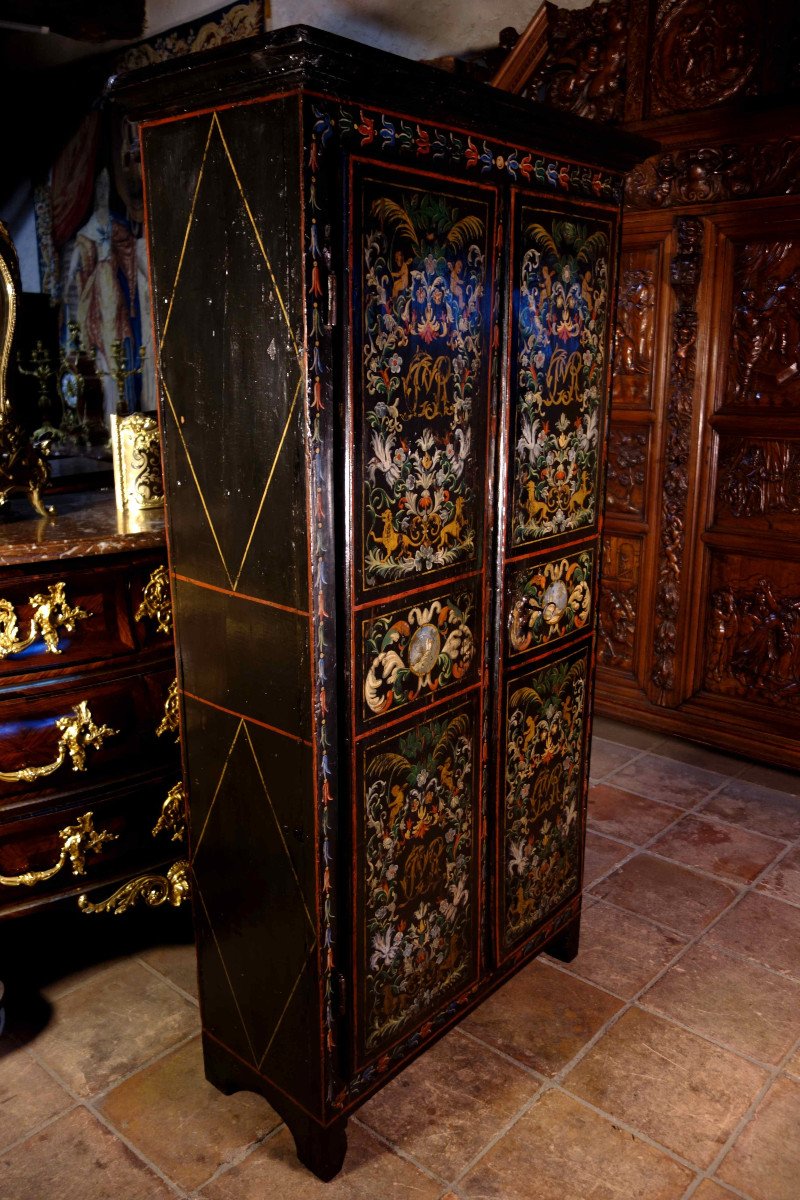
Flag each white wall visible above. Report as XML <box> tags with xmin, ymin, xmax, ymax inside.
<box><xmin>269</xmin><ymin>0</ymin><xmax>595</xmax><ymax>60</ymax></box>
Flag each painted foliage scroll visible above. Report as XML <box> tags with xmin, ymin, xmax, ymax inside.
<box><xmin>358</xmin><ymin>172</ymin><xmax>492</xmax><ymax>595</ymax></box>
<box><xmin>510</xmin><ymin>208</ymin><xmax>611</xmax><ymax>549</ymax></box>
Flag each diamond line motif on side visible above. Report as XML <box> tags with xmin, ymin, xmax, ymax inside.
<box><xmin>157</xmin><ymin>109</ymin><xmax>304</xmax><ymax>595</ymax></box>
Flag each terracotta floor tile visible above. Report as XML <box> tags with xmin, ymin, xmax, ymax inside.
<box><xmin>565</xmin><ymin>1007</ymin><xmax>768</xmax><ymax>1168</ymax></box>
<box><xmin>692</xmin><ymin>1182</ymin><xmax>741</xmax><ymax>1200</ymax></box>
<box><xmin>459</xmin><ymin>1088</ymin><xmax>692</xmax><ymax>1199</ymax></box>
<box><xmin>592</xmin><ymin>719</ymin><xmax>665</xmax><ymax>751</ymax></box>
<box><xmin>547</xmin><ymin>901</ymin><xmax>687</xmax><ymax>999</ymax></box>
<box><xmin>461</xmin><ymin>958</ymin><xmax>622</xmax><ymax>1077</ymax></box>
<box><xmin>0</xmin><ymin>1107</ymin><xmax>175</xmax><ymax>1200</ymax></box>
<box><xmin>737</xmin><ymin>763</ymin><xmax>800</xmax><ymax>798</ymax></box>
<box><xmin>588</xmin><ymin>738</ymin><xmax>639</xmax><ymax>780</ymax></box>
<box><xmin>705</xmin><ymin>892</ymin><xmax>800</xmax><ymax>981</ymax></box>
<box><xmin>41</xmin><ymin>958</ymin><xmax>122</xmax><ymax>1003</ymax></box>
<box><xmin>0</xmin><ymin>1042</ymin><xmax>73</xmax><ymax>1151</ymax></box>
<box><xmin>588</xmin><ymin>784</ymin><xmax>683</xmax><ymax>844</ymax></box>
<box><xmin>610</xmin><ymin>754</ymin><xmax>727</xmax><ymax>808</ymax></box>
<box><xmin>642</xmin><ymin>943</ymin><xmax>800</xmax><ymax>1065</ymax></box>
<box><xmin>139</xmin><ymin>941</ymin><xmax>199</xmax><ymax>1000</ymax></box>
<box><xmin>718</xmin><ymin>1076</ymin><xmax>800</xmax><ymax>1200</ymax></box>
<box><xmin>650</xmin><ymin>815</ymin><xmax>784</xmax><ymax>884</ymax></box>
<box><xmin>359</xmin><ymin>1028</ymin><xmax>538</xmax><ymax>1178</ymax></box>
<box><xmin>199</xmin><ymin>1123</ymin><xmax>441</xmax><ymax>1198</ymax></box>
<box><xmin>590</xmin><ymin>853</ymin><xmax>738</xmax><ymax>936</ymax></box>
<box><xmin>700</xmin><ymin>780</ymin><xmax>800</xmax><ymax>842</ymax></box>
<box><xmin>98</xmin><ymin>1035</ymin><xmax>280</xmax><ymax>1190</ymax></box>
<box><xmin>756</xmin><ymin>846</ymin><xmax>800</xmax><ymax>905</ymax></box>
<box><xmin>29</xmin><ymin>958</ymin><xmax>199</xmax><ymax>1097</ymax></box>
<box><xmin>784</xmin><ymin>1047</ymin><xmax>800</xmax><ymax>1078</ymax></box>
<box><xmin>583</xmin><ymin>830</ymin><xmax>631</xmax><ymax>885</ymax></box>
<box><xmin>649</xmin><ymin>738</ymin><xmax>746</xmax><ymax>777</ymax></box>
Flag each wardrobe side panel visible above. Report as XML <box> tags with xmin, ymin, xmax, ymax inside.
<box><xmin>143</xmin><ymin>96</ymin><xmax>325</xmax><ymax>1118</ymax></box>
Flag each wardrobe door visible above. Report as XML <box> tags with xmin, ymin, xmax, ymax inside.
<box><xmin>494</xmin><ymin>193</ymin><xmax>618</xmax><ymax>967</ymax></box>
<box><xmin>345</xmin><ymin>160</ymin><xmax>499</xmax><ymax>1079</ymax></box>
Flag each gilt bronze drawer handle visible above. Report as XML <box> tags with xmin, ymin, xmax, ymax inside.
<box><xmin>78</xmin><ymin>860</ymin><xmax>189</xmax><ymax>914</ymax></box>
<box><xmin>156</xmin><ymin>678</ymin><xmax>179</xmax><ymax>740</ymax></box>
<box><xmin>0</xmin><ymin>582</ymin><xmax>89</xmax><ymax>659</ymax></box>
<box><xmin>135</xmin><ymin>565</ymin><xmax>172</xmax><ymax>635</ymax></box>
<box><xmin>0</xmin><ymin>701</ymin><xmax>117</xmax><ymax>783</ymax></box>
<box><xmin>0</xmin><ymin>810</ymin><xmax>117</xmax><ymax>887</ymax></box>
<box><xmin>152</xmin><ymin>781</ymin><xmax>186</xmax><ymax>842</ymax></box>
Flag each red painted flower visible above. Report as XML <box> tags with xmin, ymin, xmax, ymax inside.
<box><xmin>416</xmin><ymin>125</ymin><xmax>431</xmax><ymax>154</ymax></box>
<box><xmin>356</xmin><ymin>110</ymin><xmax>375</xmax><ymax>146</ymax></box>
<box><xmin>465</xmin><ymin>137</ymin><xmax>479</xmax><ymax>169</ymax></box>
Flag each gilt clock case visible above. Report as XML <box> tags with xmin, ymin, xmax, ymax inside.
<box><xmin>110</xmin><ymin>25</ymin><xmax>652</xmax><ymax>1180</ymax></box>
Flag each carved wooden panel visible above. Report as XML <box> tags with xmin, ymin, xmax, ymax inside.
<box><xmin>598</xmin><ymin>535</ymin><xmax>641</xmax><ymax>674</ymax></box>
<box><xmin>625</xmin><ymin>139</ymin><xmax>800</xmax><ymax>211</ymax></box>
<box><xmin>612</xmin><ymin>246</ymin><xmax>658</xmax><ymax>408</ymax></box>
<box><xmin>714</xmin><ymin>437</ymin><xmax>800</xmax><ymax>533</ymax></box>
<box><xmin>526</xmin><ymin>0</ymin><xmax>629</xmax><ymax>123</ymax></box>
<box><xmin>651</xmin><ymin>216</ymin><xmax>703</xmax><ymax>699</ymax></box>
<box><xmin>702</xmin><ymin>552</ymin><xmax>800</xmax><ymax>712</ymax></box>
<box><xmin>721</xmin><ymin>238</ymin><xmax>800</xmax><ymax>411</ymax></box>
<box><xmin>649</xmin><ymin>0</ymin><xmax>759</xmax><ymax>117</ymax></box>
<box><xmin>605</xmin><ymin>424</ymin><xmax>649</xmax><ymax>519</ymax></box>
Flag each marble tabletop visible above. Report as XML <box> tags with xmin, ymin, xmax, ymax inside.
<box><xmin>0</xmin><ymin>490</ymin><xmax>166</xmax><ymax>565</ymax></box>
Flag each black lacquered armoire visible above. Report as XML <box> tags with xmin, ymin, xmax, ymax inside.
<box><xmin>111</xmin><ymin>27</ymin><xmax>651</xmax><ymax>1179</ymax></box>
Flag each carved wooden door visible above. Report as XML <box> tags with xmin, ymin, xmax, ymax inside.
<box><xmin>692</xmin><ymin>203</ymin><xmax>800</xmax><ymax>750</ymax></box>
<box><xmin>347</xmin><ymin>162</ymin><xmax>498</xmax><ymax>1073</ymax></box>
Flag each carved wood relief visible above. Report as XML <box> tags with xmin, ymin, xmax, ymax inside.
<box><xmin>598</xmin><ymin>536</ymin><xmax>640</xmax><ymax>673</ymax></box>
<box><xmin>715</xmin><ymin>438</ymin><xmax>800</xmax><ymax>528</ymax></box>
<box><xmin>650</xmin><ymin>217</ymin><xmax>703</xmax><ymax>699</ymax></box>
<box><xmin>649</xmin><ymin>0</ymin><xmax>758</xmax><ymax>116</ymax></box>
<box><xmin>605</xmin><ymin>425</ymin><xmax>648</xmax><ymax>519</ymax></box>
<box><xmin>724</xmin><ymin>239</ymin><xmax>800</xmax><ymax>409</ymax></box>
<box><xmin>625</xmin><ymin>139</ymin><xmax>800</xmax><ymax>211</ymax></box>
<box><xmin>526</xmin><ymin>0</ymin><xmax>629</xmax><ymax>123</ymax></box>
<box><xmin>612</xmin><ymin>248</ymin><xmax>657</xmax><ymax>407</ymax></box>
<box><xmin>703</xmin><ymin>556</ymin><xmax>800</xmax><ymax>710</ymax></box>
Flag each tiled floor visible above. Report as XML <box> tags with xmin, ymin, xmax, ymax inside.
<box><xmin>2</xmin><ymin>718</ymin><xmax>800</xmax><ymax>1198</ymax></box>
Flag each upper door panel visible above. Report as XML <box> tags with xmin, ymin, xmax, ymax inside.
<box><xmin>352</xmin><ymin>161</ymin><xmax>496</xmax><ymax>603</ymax></box>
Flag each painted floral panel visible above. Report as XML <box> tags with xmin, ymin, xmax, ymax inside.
<box><xmin>503</xmin><ymin>651</ymin><xmax>587</xmax><ymax>949</ymax></box>
<box><xmin>511</xmin><ymin>209</ymin><xmax>611</xmax><ymax>547</ymax></box>
<box><xmin>359</xmin><ymin>174</ymin><xmax>491</xmax><ymax>590</ymax></box>
<box><xmin>362</xmin><ymin>704</ymin><xmax>477</xmax><ymax>1055</ymax></box>
<box><xmin>361</xmin><ymin>586</ymin><xmax>480</xmax><ymax>723</ymax></box>
<box><xmin>508</xmin><ymin>549</ymin><xmax>594</xmax><ymax>658</ymax></box>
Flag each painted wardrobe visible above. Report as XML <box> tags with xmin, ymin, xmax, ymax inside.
<box><xmin>111</xmin><ymin>26</ymin><xmax>651</xmax><ymax>1180</ymax></box>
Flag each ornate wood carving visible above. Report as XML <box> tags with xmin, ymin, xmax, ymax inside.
<box><xmin>613</xmin><ymin>253</ymin><xmax>657</xmax><ymax>407</ymax></box>
<box><xmin>649</xmin><ymin>0</ymin><xmax>758</xmax><ymax>116</ymax></box>
<box><xmin>651</xmin><ymin>217</ymin><xmax>703</xmax><ymax>700</ymax></box>
<box><xmin>625</xmin><ymin>139</ymin><xmax>800</xmax><ymax>211</ymax></box>
<box><xmin>605</xmin><ymin>425</ymin><xmax>648</xmax><ymax>518</ymax></box>
<box><xmin>726</xmin><ymin>240</ymin><xmax>800</xmax><ymax>408</ymax></box>
<box><xmin>525</xmin><ymin>0</ymin><xmax>628</xmax><ymax>123</ymax></box>
<box><xmin>598</xmin><ymin>536</ymin><xmax>640</xmax><ymax>672</ymax></box>
<box><xmin>704</xmin><ymin>576</ymin><xmax>800</xmax><ymax>707</ymax></box>
<box><xmin>717</xmin><ymin>438</ymin><xmax>800</xmax><ymax>520</ymax></box>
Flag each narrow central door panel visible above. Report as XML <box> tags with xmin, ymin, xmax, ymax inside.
<box><xmin>348</xmin><ymin>162</ymin><xmax>497</xmax><ymax>1068</ymax></box>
